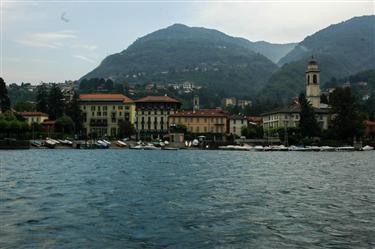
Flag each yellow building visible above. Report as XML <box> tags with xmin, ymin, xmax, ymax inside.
<box><xmin>169</xmin><ymin>109</ymin><xmax>229</xmax><ymax>134</ymax></box>
<box><xmin>18</xmin><ymin>112</ymin><xmax>49</xmax><ymax>125</ymax></box>
<box><xmin>79</xmin><ymin>93</ymin><xmax>135</xmax><ymax>137</ymax></box>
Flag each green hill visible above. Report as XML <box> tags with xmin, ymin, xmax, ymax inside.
<box><xmin>81</xmin><ymin>24</ymin><xmax>279</xmax><ymax>97</ymax></box>
<box><xmin>261</xmin><ymin>15</ymin><xmax>375</xmax><ymax>102</ymax></box>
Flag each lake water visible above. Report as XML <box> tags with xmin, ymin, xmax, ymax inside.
<box><xmin>0</xmin><ymin>150</ymin><xmax>374</xmax><ymax>248</ymax></box>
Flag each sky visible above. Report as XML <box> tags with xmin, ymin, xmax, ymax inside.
<box><xmin>1</xmin><ymin>0</ymin><xmax>374</xmax><ymax>84</ymax></box>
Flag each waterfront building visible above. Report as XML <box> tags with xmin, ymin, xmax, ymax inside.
<box><xmin>134</xmin><ymin>96</ymin><xmax>181</xmax><ymax>139</ymax></box>
<box><xmin>262</xmin><ymin>58</ymin><xmax>330</xmax><ymax>130</ymax></box>
<box><xmin>169</xmin><ymin>109</ymin><xmax>229</xmax><ymax>135</ymax></box>
<box><xmin>79</xmin><ymin>93</ymin><xmax>135</xmax><ymax>137</ymax></box>
<box><xmin>18</xmin><ymin>112</ymin><xmax>49</xmax><ymax>125</ymax></box>
<box><xmin>229</xmin><ymin>115</ymin><xmax>248</xmax><ymax>137</ymax></box>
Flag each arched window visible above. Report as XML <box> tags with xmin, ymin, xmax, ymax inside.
<box><xmin>307</xmin><ymin>75</ymin><xmax>310</xmax><ymax>84</ymax></box>
<box><xmin>313</xmin><ymin>74</ymin><xmax>317</xmax><ymax>84</ymax></box>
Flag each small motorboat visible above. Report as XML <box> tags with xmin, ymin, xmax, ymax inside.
<box><xmin>30</xmin><ymin>140</ymin><xmax>43</xmax><ymax>147</ymax></box>
<box><xmin>361</xmin><ymin>145</ymin><xmax>374</xmax><ymax>151</ymax></box>
<box><xmin>115</xmin><ymin>140</ymin><xmax>127</xmax><ymax>148</ymax></box>
<box><xmin>192</xmin><ymin>139</ymin><xmax>199</xmax><ymax>146</ymax></box>
<box><xmin>320</xmin><ymin>146</ymin><xmax>336</xmax><ymax>151</ymax></box>
<box><xmin>336</xmin><ymin>146</ymin><xmax>355</xmax><ymax>151</ymax></box>
<box><xmin>96</xmin><ymin>140</ymin><xmax>109</xmax><ymax>149</ymax></box>
<box><xmin>45</xmin><ymin>139</ymin><xmax>57</xmax><ymax>149</ymax></box>
<box><xmin>254</xmin><ymin>145</ymin><xmax>264</xmax><ymax>151</ymax></box>
<box><xmin>102</xmin><ymin>139</ymin><xmax>111</xmax><ymax>145</ymax></box>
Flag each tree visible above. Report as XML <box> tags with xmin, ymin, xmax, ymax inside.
<box><xmin>118</xmin><ymin>120</ymin><xmax>135</xmax><ymax>138</ymax></box>
<box><xmin>0</xmin><ymin>77</ymin><xmax>11</xmax><ymax>112</ymax></box>
<box><xmin>36</xmin><ymin>84</ymin><xmax>49</xmax><ymax>113</ymax></box>
<box><xmin>55</xmin><ymin>115</ymin><xmax>74</xmax><ymax>134</ymax></box>
<box><xmin>299</xmin><ymin>93</ymin><xmax>320</xmax><ymax>138</ymax></box>
<box><xmin>47</xmin><ymin>84</ymin><xmax>65</xmax><ymax>120</ymax></box>
<box><xmin>66</xmin><ymin>92</ymin><xmax>83</xmax><ymax>133</ymax></box>
<box><xmin>14</xmin><ymin>101</ymin><xmax>36</xmax><ymax>112</ymax></box>
<box><xmin>329</xmin><ymin>87</ymin><xmax>364</xmax><ymax>142</ymax></box>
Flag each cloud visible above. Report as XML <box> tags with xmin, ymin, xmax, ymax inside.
<box><xmin>73</xmin><ymin>55</ymin><xmax>96</xmax><ymax>63</ymax></box>
<box><xmin>71</xmin><ymin>44</ymin><xmax>98</xmax><ymax>51</ymax></box>
<box><xmin>189</xmin><ymin>2</ymin><xmax>374</xmax><ymax>43</ymax></box>
<box><xmin>15</xmin><ymin>30</ymin><xmax>76</xmax><ymax>49</ymax></box>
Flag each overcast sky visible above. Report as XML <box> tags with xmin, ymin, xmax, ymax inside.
<box><xmin>1</xmin><ymin>1</ymin><xmax>373</xmax><ymax>84</ymax></box>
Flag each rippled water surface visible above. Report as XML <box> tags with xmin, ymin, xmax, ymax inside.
<box><xmin>1</xmin><ymin>150</ymin><xmax>375</xmax><ymax>248</ymax></box>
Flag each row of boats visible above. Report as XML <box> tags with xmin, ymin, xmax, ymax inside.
<box><xmin>218</xmin><ymin>144</ymin><xmax>374</xmax><ymax>151</ymax></box>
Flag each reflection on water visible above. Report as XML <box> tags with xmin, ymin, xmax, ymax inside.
<box><xmin>1</xmin><ymin>150</ymin><xmax>374</xmax><ymax>248</ymax></box>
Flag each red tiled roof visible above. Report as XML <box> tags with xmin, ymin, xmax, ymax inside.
<box><xmin>365</xmin><ymin>120</ymin><xmax>375</xmax><ymax>126</ymax></box>
<box><xmin>18</xmin><ymin>112</ymin><xmax>48</xmax><ymax>117</ymax></box>
<box><xmin>170</xmin><ymin>109</ymin><xmax>228</xmax><ymax>117</ymax></box>
<box><xmin>247</xmin><ymin>116</ymin><xmax>262</xmax><ymax>122</ymax></box>
<box><xmin>134</xmin><ymin>95</ymin><xmax>180</xmax><ymax>103</ymax></box>
<box><xmin>79</xmin><ymin>93</ymin><xmax>133</xmax><ymax>103</ymax></box>
<box><xmin>41</xmin><ymin>120</ymin><xmax>56</xmax><ymax>125</ymax></box>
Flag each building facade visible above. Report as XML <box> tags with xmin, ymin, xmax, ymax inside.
<box><xmin>229</xmin><ymin>115</ymin><xmax>248</xmax><ymax>137</ymax></box>
<box><xmin>18</xmin><ymin>112</ymin><xmax>49</xmax><ymax>125</ymax></box>
<box><xmin>134</xmin><ymin>96</ymin><xmax>181</xmax><ymax>139</ymax></box>
<box><xmin>169</xmin><ymin>109</ymin><xmax>229</xmax><ymax>135</ymax></box>
<box><xmin>79</xmin><ymin>93</ymin><xmax>135</xmax><ymax>137</ymax></box>
<box><xmin>262</xmin><ymin>58</ymin><xmax>330</xmax><ymax>131</ymax></box>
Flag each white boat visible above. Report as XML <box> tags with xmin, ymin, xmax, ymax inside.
<box><xmin>96</xmin><ymin>140</ymin><xmax>109</xmax><ymax>148</ymax></box>
<box><xmin>362</xmin><ymin>145</ymin><xmax>374</xmax><ymax>151</ymax></box>
<box><xmin>192</xmin><ymin>139</ymin><xmax>199</xmax><ymax>146</ymax></box>
<box><xmin>336</xmin><ymin>146</ymin><xmax>355</xmax><ymax>151</ymax></box>
<box><xmin>164</xmin><ymin>141</ymin><xmax>170</xmax><ymax>145</ymax></box>
<box><xmin>102</xmin><ymin>139</ymin><xmax>111</xmax><ymax>145</ymax></box>
<box><xmin>115</xmin><ymin>140</ymin><xmax>127</xmax><ymax>147</ymax></box>
<box><xmin>45</xmin><ymin>139</ymin><xmax>57</xmax><ymax>148</ymax></box>
<box><xmin>254</xmin><ymin>145</ymin><xmax>264</xmax><ymax>151</ymax></box>
<box><xmin>320</xmin><ymin>146</ymin><xmax>336</xmax><ymax>151</ymax></box>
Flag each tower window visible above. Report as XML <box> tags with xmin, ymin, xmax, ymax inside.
<box><xmin>313</xmin><ymin>74</ymin><xmax>317</xmax><ymax>84</ymax></box>
<box><xmin>307</xmin><ymin>75</ymin><xmax>310</xmax><ymax>84</ymax></box>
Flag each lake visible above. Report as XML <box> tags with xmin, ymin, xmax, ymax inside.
<box><xmin>0</xmin><ymin>150</ymin><xmax>374</xmax><ymax>248</ymax></box>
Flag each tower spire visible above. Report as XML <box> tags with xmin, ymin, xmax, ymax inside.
<box><xmin>306</xmin><ymin>57</ymin><xmax>320</xmax><ymax>108</ymax></box>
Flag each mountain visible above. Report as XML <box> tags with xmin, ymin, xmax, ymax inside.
<box><xmin>81</xmin><ymin>24</ymin><xmax>279</xmax><ymax>97</ymax></box>
<box><xmin>261</xmin><ymin>15</ymin><xmax>375</xmax><ymax>102</ymax></box>
<box><xmin>248</xmin><ymin>41</ymin><xmax>297</xmax><ymax>63</ymax></box>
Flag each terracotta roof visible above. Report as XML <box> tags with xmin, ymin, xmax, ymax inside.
<box><xmin>79</xmin><ymin>93</ymin><xmax>133</xmax><ymax>103</ymax></box>
<box><xmin>170</xmin><ymin>109</ymin><xmax>229</xmax><ymax>117</ymax></box>
<box><xmin>365</xmin><ymin>120</ymin><xmax>375</xmax><ymax>126</ymax></box>
<box><xmin>134</xmin><ymin>95</ymin><xmax>180</xmax><ymax>103</ymax></box>
<box><xmin>18</xmin><ymin>112</ymin><xmax>48</xmax><ymax>117</ymax></box>
<box><xmin>41</xmin><ymin>120</ymin><xmax>56</xmax><ymax>125</ymax></box>
<box><xmin>247</xmin><ymin>116</ymin><xmax>262</xmax><ymax>122</ymax></box>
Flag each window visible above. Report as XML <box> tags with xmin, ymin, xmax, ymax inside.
<box><xmin>118</xmin><ymin>106</ymin><xmax>123</xmax><ymax>110</ymax></box>
<box><xmin>83</xmin><ymin>106</ymin><xmax>86</xmax><ymax>110</ymax></box>
<box><xmin>103</xmin><ymin>112</ymin><xmax>107</xmax><ymax>116</ymax></box>
<box><xmin>112</xmin><ymin>106</ymin><xmax>115</xmax><ymax>110</ymax></box>
<box><xmin>119</xmin><ymin>112</ymin><xmax>122</xmax><ymax>116</ymax></box>
<box><xmin>91</xmin><ymin>106</ymin><xmax>95</xmax><ymax>111</ymax></box>
<box><xmin>196</xmin><ymin>126</ymin><xmax>200</xmax><ymax>133</ymax></box>
<box><xmin>125</xmin><ymin>106</ymin><xmax>129</xmax><ymax>110</ymax></box>
<box><xmin>92</xmin><ymin>112</ymin><xmax>95</xmax><ymax>116</ymax></box>
<box><xmin>97</xmin><ymin>112</ymin><xmax>101</xmax><ymax>116</ymax></box>
<box><xmin>103</xmin><ymin>106</ymin><xmax>107</xmax><ymax>111</ymax></box>
<box><xmin>313</xmin><ymin>74</ymin><xmax>317</xmax><ymax>84</ymax></box>
<box><xmin>307</xmin><ymin>75</ymin><xmax>310</xmax><ymax>83</ymax></box>
<box><xmin>98</xmin><ymin>106</ymin><xmax>101</xmax><ymax>111</ymax></box>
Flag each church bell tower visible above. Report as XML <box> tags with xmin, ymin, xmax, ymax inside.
<box><xmin>306</xmin><ymin>56</ymin><xmax>321</xmax><ymax>108</ymax></box>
